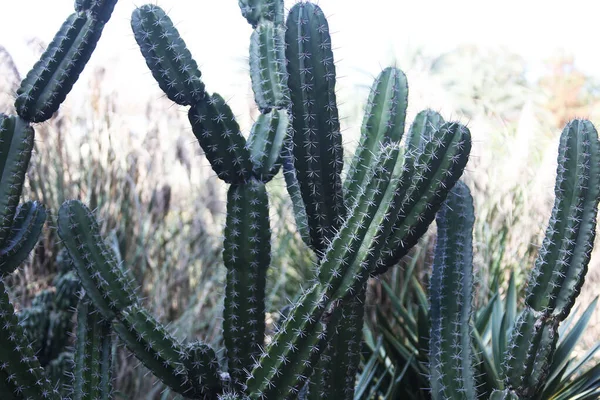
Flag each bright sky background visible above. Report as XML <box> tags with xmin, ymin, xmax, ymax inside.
<box><xmin>1</xmin><ymin>0</ymin><xmax>599</xmax><ymax>118</ymax></box>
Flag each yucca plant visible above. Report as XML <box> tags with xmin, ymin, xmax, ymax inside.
<box><xmin>363</xmin><ymin>119</ymin><xmax>600</xmax><ymax>399</ymax></box>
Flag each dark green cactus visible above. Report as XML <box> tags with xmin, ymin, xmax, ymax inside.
<box><xmin>15</xmin><ymin>0</ymin><xmax>118</xmax><ymax>123</ymax></box>
<box><xmin>2</xmin><ymin>1</ymin><xmax>480</xmax><ymax>399</ymax></box>
<box><xmin>428</xmin><ymin>181</ymin><xmax>476</xmax><ymax>400</ymax></box>
<box><xmin>72</xmin><ymin>301</ymin><xmax>113</xmax><ymax>400</ymax></box>
<box><xmin>502</xmin><ymin>119</ymin><xmax>600</xmax><ymax>398</ymax></box>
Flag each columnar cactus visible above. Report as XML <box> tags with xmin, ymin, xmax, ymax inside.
<box><xmin>425</xmin><ymin>119</ymin><xmax>600</xmax><ymax>400</ymax></box>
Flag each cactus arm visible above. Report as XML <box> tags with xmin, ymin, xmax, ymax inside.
<box><xmin>405</xmin><ymin>109</ymin><xmax>445</xmax><ymax>151</ymax></box>
<box><xmin>428</xmin><ymin>181</ymin><xmax>476</xmax><ymax>400</ymax></box>
<box><xmin>0</xmin><ymin>201</ymin><xmax>46</xmax><ymax>277</ymax></box>
<box><xmin>131</xmin><ymin>5</ymin><xmax>205</xmax><ymax>106</ymax></box>
<box><xmin>15</xmin><ymin>14</ymin><xmax>107</xmax><ymax>123</ymax></box>
<box><xmin>282</xmin><ymin>146</ymin><xmax>311</xmax><ymax>246</ymax></box>
<box><xmin>58</xmin><ymin>200</ymin><xmax>221</xmax><ymax>398</ymax></box>
<box><xmin>247</xmin><ymin>109</ymin><xmax>289</xmax><ymax>182</ymax></box>
<box><xmin>223</xmin><ymin>180</ymin><xmax>270</xmax><ymax>387</ymax></box>
<box><xmin>0</xmin><ymin>115</ymin><xmax>34</xmax><ymax>245</ymax></box>
<box><xmin>344</xmin><ymin>67</ymin><xmax>409</xmax><ymax>204</ymax></box>
<box><xmin>185</xmin><ymin>341</ymin><xmax>222</xmax><ymax>397</ymax></box>
<box><xmin>75</xmin><ymin>0</ymin><xmax>118</xmax><ymax>23</ymax></box>
<box><xmin>503</xmin><ymin>120</ymin><xmax>600</xmax><ymax>398</ymax></box>
<box><xmin>525</xmin><ymin>119</ymin><xmax>600</xmax><ymax>318</ymax></box>
<box><xmin>0</xmin><ymin>281</ymin><xmax>57</xmax><ymax>399</ymax></box>
<box><xmin>377</xmin><ymin>122</ymin><xmax>472</xmax><ymax>273</ymax></box>
<box><xmin>57</xmin><ymin>200</ymin><xmax>137</xmax><ymax>320</ymax></box>
<box><xmin>238</xmin><ymin>0</ymin><xmax>284</xmax><ymax>27</ymax></box>
<box><xmin>285</xmin><ymin>2</ymin><xmax>345</xmax><ymax>254</ymax></box>
<box><xmin>189</xmin><ymin>94</ymin><xmax>254</xmax><ymax>183</ymax></box>
<box><xmin>249</xmin><ymin>21</ymin><xmax>289</xmax><ymax>112</ymax></box>
<box><xmin>112</xmin><ymin>305</ymin><xmax>197</xmax><ymax>396</ymax></box>
<box><xmin>72</xmin><ymin>301</ymin><xmax>113</xmax><ymax>400</ymax></box>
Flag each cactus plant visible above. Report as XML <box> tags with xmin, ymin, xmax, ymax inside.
<box><xmin>8</xmin><ymin>1</ymin><xmax>600</xmax><ymax>400</ymax></box>
<box><xmin>363</xmin><ymin>119</ymin><xmax>600</xmax><ymax>400</ymax></box>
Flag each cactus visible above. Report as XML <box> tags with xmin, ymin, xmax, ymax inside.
<box><xmin>3</xmin><ymin>1</ymin><xmax>476</xmax><ymax>399</ymax></box>
<box><xmin>501</xmin><ymin>119</ymin><xmax>600</xmax><ymax>398</ymax></box>
<box><xmin>15</xmin><ymin>1</ymin><xmax>119</xmax><ymax>122</ymax></box>
<box><xmin>428</xmin><ymin>181</ymin><xmax>476</xmax><ymax>400</ymax></box>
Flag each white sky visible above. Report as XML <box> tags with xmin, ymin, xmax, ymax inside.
<box><xmin>1</xmin><ymin>0</ymin><xmax>599</xmax><ymax>117</ymax></box>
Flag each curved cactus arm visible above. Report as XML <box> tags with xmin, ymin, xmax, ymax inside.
<box><xmin>282</xmin><ymin>146</ymin><xmax>311</xmax><ymax>247</ymax></box>
<box><xmin>525</xmin><ymin>119</ymin><xmax>600</xmax><ymax>318</ymax></box>
<box><xmin>238</xmin><ymin>0</ymin><xmax>284</xmax><ymax>27</ymax></box>
<box><xmin>15</xmin><ymin>12</ymin><xmax>109</xmax><ymax>123</ymax></box>
<box><xmin>112</xmin><ymin>305</ymin><xmax>199</xmax><ymax>397</ymax></box>
<box><xmin>72</xmin><ymin>301</ymin><xmax>113</xmax><ymax>400</ymax></box>
<box><xmin>0</xmin><ymin>115</ymin><xmax>34</xmax><ymax>245</ymax></box>
<box><xmin>223</xmin><ymin>180</ymin><xmax>270</xmax><ymax>388</ymax></box>
<box><xmin>0</xmin><ymin>201</ymin><xmax>46</xmax><ymax>277</ymax></box>
<box><xmin>58</xmin><ymin>200</ymin><xmax>221</xmax><ymax>398</ymax></box>
<box><xmin>377</xmin><ymin>122</ymin><xmax>472</xmax><ymax>273</ymax></box>
<box><xmin>428</xmin><ymin>181</ymin><xmax>476</xmax><ymax>400</ymax></box>
<box><xmin>131</xmin><ymin>4</ymin><xmax>205</xmax><ymax>106</ymax></box>
<box><xmin>405</xmin><ymin>109</ymin><xmax>445</xmax><ymax>151</ymax></box>
<box><xmin>344</xmin><ymin>67</ymin><xmax>409</xmax><ymax>204</ymax></box>
<box><xmin>57</xmin><ymin>200</ymin><xmax>138</xmax><ymax>320</ymax></box>
<box><xmin>502</xmin><ymin>119</ymin><xmax>600</xmax><ymax>398</ymax></box>
<box><xmin>189</xmin><ymin>94</ymin><xmax>254</xmax><ymax>183</ymax></box>
<box><xmin>247</xmin><ymin>109</ymin><xmax>289</xmax><ymax>182</ymax></box>
<box><xmin>0</xmin><ymin>281</ymin><xmax>58</xmax><ymax>399</ymax></box>
<box><xmin>185</xmin><ymin>341</ymin><xmax>222</xmax><ymax>397</ymax></box>
<box><xmin>285</xmin><ymin>2</ymin><xmax>345</xmax><ymax>255</ymax></box>
<box><xmin>249</xmin><ymin>21</ymin><xmax>289</xmax><ymax>112</ymax></box>
<box><xmin>503</xmin><ymin>309</ymin><xmax>558</xmax><ymax>398</ymax></box>
<box><xmin>75</xmin><ymin>0</ymin><xmax>118</xmax><ymax>23</ymax></box>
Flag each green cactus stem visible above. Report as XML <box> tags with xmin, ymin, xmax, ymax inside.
<box><xmin>75</xmin><ymin>0</ymin><xmax>119</xmax><ymax>23</ymax></box>
<box><xmin>238</xmin><ymin>0</ymin><xmax>284</xmax><ymax>27</ymax></box>
<box><xmin>405</xmin><ymin>109</ymin><xmax>445</xmax><ymax>151</ymax></box>
<box><xmin>525</xmin><ymin>119</ymin><xmax>600</xmax><ymax>318</ymax></box>
<box><xmin>285</xmin><ymin>2</ymin><xmax>345</xmax><ymax>255</ymax></box>
<box><xmin>282</xmin><ymin>147</ymin><xmax>311</xmax><ymax>246</ymax></box>
<box><xmin>428</xmin><ymin>181</ymin><xmax>476</xmax><ymax>400</ymax></box>
<box><xmin>0</xmin><ymin>280</ymin><xmax>56</xmax><ymax>399</ymax></box>
<box><xmin>58</xmin><ymin>200</ymin><xmax>222</xmax><ymax>398</ymax></box>
<box><xmin>185</xmin><ymin>341</ymin><xmax>222</xmax><ymax>397</ymax></box>
<box><xmin>189</xmin><ymin>93</ymin><xmax>254</xmax><ymax>183</ymax></box>
<box><xmin>131</xmin><ymin>4</ymin><xmax>205</xmax><ymax>106</ymax></box>
<box><xmin>249</xmin><ymin>21</ymin><xmax>289</xmax><ymax>112</ymax></box>
<box><xmin>344</xmin><ymin>67</ymin><xmax>408</xmax><ymax>204</ymax></box>
<box><xmin>247</xmin><ymin>109</ymin><xmax>289</xmax><ymax>182</ymax></box>
<box><xmin>15</xmin><ymin>13</ymin><xmax>107</xmax><ymax>122</ymax></box>
<box><xmin>0</xmin><ymin>201</ymin><xmax>46</xmax><ymax>277</ymax></box>
<box><xmin>72</xmin><ymin>301</ymin><xmax>113</xmax><ymax>400</ymax></box>
<box><xmin>503</xmin><ymin>119</ymin><xmax>600</xmax><ymax>398</ymax></box>
<box><xmin>489</xmin><ymin>389</ymin><xmax>519</xmax><ymax>400</ymax></box>
<box><xmin>0</xmin><ymin>114</ymin><xmax>34</xmax><ymax>245</ymax></box>
<box><xmin>223</xmin><ymin>179</ymin><xmax>270</xmax><ymax>387</ymax></box>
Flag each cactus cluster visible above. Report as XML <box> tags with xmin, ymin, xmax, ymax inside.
<box><xmin>17</xmin><ymin>254</ymin><xmax>81</xmax><ymax>395</ymax></box>
<box><xmin>0</xmin><ymin>0</ymin><xmax>598</xmax><ymax>400</ymax></box>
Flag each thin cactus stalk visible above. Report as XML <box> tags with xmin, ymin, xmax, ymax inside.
<box><xmin>428</xmin><ymin>181</ymin><xmax>476</xmax><ymax>400</ymax></box>
<box><xmin>502</xmin><ymin>119</ymin><xmax>600</xmax><ymax>398</ymax></box>
<box><xmin>285</xmin><ymin>2</ymin><xmax>345</xmax><ymax>255</ymax></box>
<box><xmin>15</xmin><ymin>0</ymin><xmax>118</xmax><ymax>123</ymax></box>
<box><xmin>72</xmin><ymin>301</ymin><xmax>113</xmax><ymax>400</ymax></box>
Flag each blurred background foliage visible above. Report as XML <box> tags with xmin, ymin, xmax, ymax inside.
<box><xmin>1</xmin><ymin>30</ymin><xmax>600</xmax><ymax>398</ymax></box>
